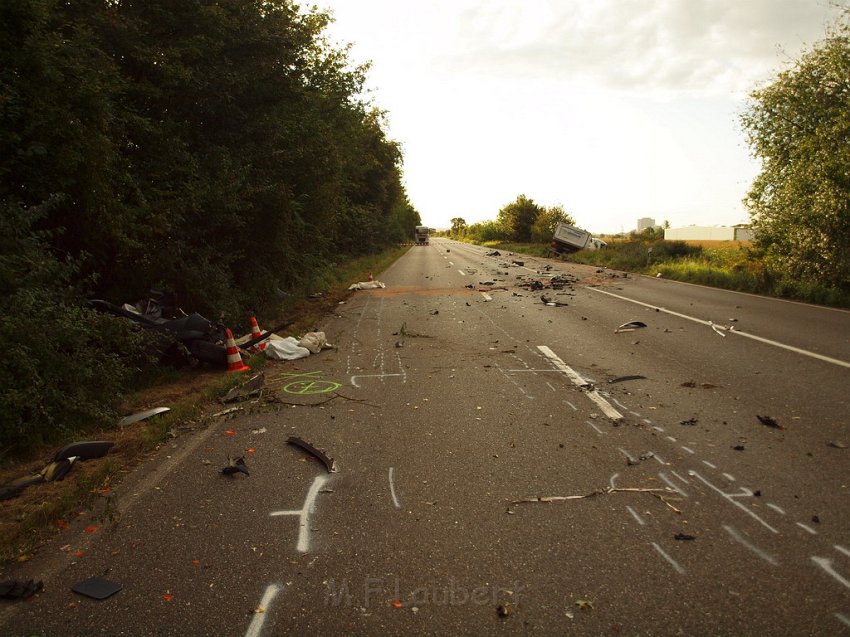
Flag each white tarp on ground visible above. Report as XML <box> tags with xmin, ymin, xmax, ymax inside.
<box><xmin>235</xmin><ymin>330</ymin><xmax>333</xmax><ymax>361</ymax></box>
<box><xmin>348</xmin><ymin>281</ymin><xmax>386</xmax><ymax>290</ymax></box>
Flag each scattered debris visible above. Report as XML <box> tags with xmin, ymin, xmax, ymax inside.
<box><xmin>485</xmin><ymin>250</ymin><xmax>501</xmax><ymax>257</ymax></box>
<box><xmin>511</xmin><ymin>260</ymin><xmax>525</xmax><ymax>267</ymax></box>
<box><xmin>733</xmin><ymin>445</ymin><xmax>745</xmax><ymax>451</ymax></box>
<box><xmin>1</xmin><ymin>579</ymin><xmax>44</xmax><ymax>601</ymax></box>
<box><xmin>756</xmin><ymin>415</ymin><xmax>785</xmax><ymax>430</ymax></box>
<box><xmin>541</xmin><ymin>295</ymin><xmax>568</xmax><ymax>306</ymax></box>
<box><xmin>71</xmin><ymin>577</ymin><xmax>121</xmax><ymax>600</ymax></box>
<box><xmin>287</xmin><ymin>437</ymin><xmax>338</xmax><ymax>473</ymax></box>
<box><xmin>614</xmin><ymin>321</ymin><xmax>646</xmax><ymax>333</ymax></box>
<box><xmin>221</xmin><ymin>456</ymin><xmax>249</xmax><ymax>477</ymax></box>
<box><xmin>674</xmin><ymin>533</ymin><xmax>696</xmax><ymax>541</ymax></box>
<box><xmin>827</xmin><ymin>441</ymin><xmax>847</xmax><ymax>449</ymax></box>
<box><xmin>220</xmin><ymin>373</ymin><xmax>265</xmax><ymax>403</ymax></box>
<box><xmin>512</xmin><ymin>485</ymin><xmax>681</xmax><ymax>513</ymax></box>
<box><xmin>212</xmin><ymin>406</ymin><xmax>244</xmax><ymax>418</ymax></box>
<box><xmin>575</xmin><ymin>599</ymin><xmax>594</xmax><ymax>610</ymax></box>
<box><xmin>118</xmin><ymin>408</ymin><xmax>170</xmax><ymax>427</ymax></box>
<box><xmin>608</xmin><ymin>375</ymin><xmax>647</xmax><ymax>384</ymax></box>
<box><xmin>680</xmin><ymin>381</ymin><xmax>697</xmax><ymax>388</ymax></box>
<box><xmin>812</xmin><ymin>515</ymin><xmax>821</xmax><ymax>524</ymax></box>
<box><xmin>496</xmin><ymin>603</ymin><xmax>514</xmax><ymax>618</ymax></box>
<box><xmin>680</xmin><ymin>418</ymin><xmax>698</xmax><ymax>426</ymax></box>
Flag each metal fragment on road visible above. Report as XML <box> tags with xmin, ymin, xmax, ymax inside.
<box><xmin>287</xmin><ymin>436</ymin><xmax>338</xmax><ymax>473</ymax></box>
<box><xmin>118</xmin><ymin>407</ymin><xmax>170</xmax><ymax>427</ymax></box>
<box><xmin>614</xmin><ymin>321</ymin><xmax>646</xmax><ymax>333</ymax></box>
<box><xmin>221</xmin><ymin>372</ymin><xmax>265</xmax><ymax>403</ymax></box>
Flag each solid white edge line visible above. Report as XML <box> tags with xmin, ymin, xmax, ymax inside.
<box><xmin>585</xmin><ymin>286</ymin><xmax>850</xmax><ymax>369</ymax></box>
<box><xmin>245</xmin><ymin>583</ymin><xmax>282</xmax><ymax>637</ymax></box>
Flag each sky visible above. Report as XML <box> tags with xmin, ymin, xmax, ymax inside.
<box><xmin>317</xmin><ymin>0</ymin><xmax>844</xmax><ymax>234</ymax></box>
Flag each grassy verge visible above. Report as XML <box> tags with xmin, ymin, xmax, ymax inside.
<box><xmin>0</xmin><ymin>245</ymin><xmax>410</xmax><ymax>564</ymax></box>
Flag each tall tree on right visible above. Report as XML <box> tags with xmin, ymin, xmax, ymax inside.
<box><xmin>741</xmin><ymin>11</ymin><xmax>850</xmax><ymax>292</ymax></box>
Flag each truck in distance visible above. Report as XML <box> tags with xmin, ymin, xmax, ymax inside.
<box><xmin>414</xmin><ymin>226</ymin><xmax>430</xmax><ymax>245</ymax></box>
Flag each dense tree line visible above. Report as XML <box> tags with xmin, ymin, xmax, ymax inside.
<box><xmin>0</xmin><ymin>0</ymin><xmax>419</xmax><ymax>456</ymax></box>
<box><xmin>449</xmin><ymin>195</ymin><xmax>575</xmax><ymax>243</ymax></box>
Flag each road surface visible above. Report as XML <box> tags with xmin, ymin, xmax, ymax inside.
<box><xmin>3</xmin><ymin>237</ymin><xmax>849</xmax><ymax>635</ymax></box>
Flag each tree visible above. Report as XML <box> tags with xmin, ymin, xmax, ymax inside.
<box><xmin>450</xmin><ymin>217</ymin><xmax>467</xmax><ymax>237</ymax></box>
<box><xmin>531</xmin><ymin>204</ymin><xmax>575</xmax><ymax>242</ymax></box>
<box><xmin>497</xmin><ymin>194</ymin><xmax>542</xmax><ymax>242</ymax></box>
<box><xmin>741</xmin><ymin>11</ymin><xmax>850</xmax><ymax>292</ymax></box>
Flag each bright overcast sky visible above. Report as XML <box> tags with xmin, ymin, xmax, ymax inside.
<box><xmin>318</xmin><ymin>1</ymin><xmax>843</xmax><ymax>234</ymax></box>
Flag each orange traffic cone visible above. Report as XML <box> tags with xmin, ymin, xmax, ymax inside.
<box><xmin>224</xmin><ymin>328</ymin><xmax>250</xmax><ymax>373</ymax></box>
<box><xmin>249</xmin><ymin>316</ymin><xmax>267</xmax><ymax>351</ymax></box>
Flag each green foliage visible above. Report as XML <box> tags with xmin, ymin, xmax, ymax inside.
<box><xmin>450</xmin><ymin>217</ymin><xmax>467</xmax><ymax>237</ymax></box>
<box><xmin>497</xmin><ymin>194</ymin><xmax>542</xmax><ymax>242</ymax></box>
<box><xmin>531</xmin><ymin>205</ymin><xmax>575</xmax><ymax>242</ymax></box>
<box><xmin>465</xmin><ymin>219</ymin><xmax>506</xmax><ymax>243</ymax></box>
<box><xmin>742</xmin><ymin>11</ymin><xmax>850</xmax><ymax>292</ymax></box>
<box><xmin>0</xmin><ymin>200</ymin><xmax>152</xmax><ymax>460</ymax></box>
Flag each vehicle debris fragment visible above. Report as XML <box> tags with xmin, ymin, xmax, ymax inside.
<box><xmin>221</xmin><ymin>456</ymin><xmax>249</xmax><ymax>477</ymax></box>
<box><xmin>540</xmin><ymin>295</ymin><xmax>568</xmax><ymax>306</ymax></box>
<box><xmin>220</xmin><ymin>373</ymin><xmax>265</xmax><ymax>403</ymax></box>
<box><xmin>680</xmin><ymin>418</ymin><xmax>698</xmax><ymax>426</ymax></box>
<box><xmin>71</xmin><ymin>577</ymin><xmax>121</xmax><ymax>600</ymax></box>
<box><xmin>608</xmin><ymin>375</ymin><xmax>647</xmax><ymax>384</ymax></box>
<box><xmin>53</xmin><ymin>440</ymin><xmax>113</xmax><ymax>462</ymax></box>
<box><xmin>756</xmin><ymin>415</ymin><xmax>785</xmax><ymax>430</ymax></box>
<box><xmin>118</xmin><ymin>408</ymin><xmax>170</xmax><ymax>427</ymax></box>
<box><xmin>287</xmin><ymin>437</ymin><xmax>338</xmax><ymax>473</ymax></box>
<box><xmin>0</xmin><ymin>579</ymin><xmax>44</xmax><ymax>601</ymax></box>
<box><xmin>674</xmin><ymin>533</ymin><xmax>696</xmax><ymax>541</ymax></box>
<box><xmin>614</xmin><ymin>321</ymin><xmax>647</xmax><ymax>333</ymax></box>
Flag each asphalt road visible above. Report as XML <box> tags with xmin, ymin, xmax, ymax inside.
<box><xmin>3</xmin><ymin>237</ymin><xmax>849</xmax><ymax>636</ymax></box>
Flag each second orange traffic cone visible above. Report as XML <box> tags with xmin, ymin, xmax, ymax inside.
<box><xmin>224</xmin><ymin>328</ymin><xmax>250</xmax><ymax>373</ymax></box>
<box><xmin>249</xmin><ymin>316</ymin><xmax>267</xmax><ymax>351</ymax></box>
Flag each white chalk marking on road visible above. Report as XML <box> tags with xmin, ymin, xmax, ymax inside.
<box><xmin>796</xmin><ymin>522</ymin><xmax>818</xmax><ymax>535</ymax></box>
<box><xmin>722</xmin><ymin>525</ymin><xmax>779</xmax><ymax>566</ymax></box>
<box><xmin>586</xmin><ymin>286</ymin><xmax>850</xmax><ymax>369</ymax></box>
<box><xmin>626</xmin><ymin>506</ymin><xmax>646</xmax><ymax>526</ymax></box>
<box><xmin>702</xmin><ymin>460</ymin><xmax>717</xmax><ymax>469</ymax></box>
<box><xmin>537</xmin><ymin>346</ymin><xmax>623</xmax><ymax>420</ymax></box>
<box><xmin>836</xmin><ymin>613</ymin><xmax>850</xmax><ymax>629</ymax></box>
<box><xmin>617</xmin><ymin>448</ymin><xmax>637</xmax><ymax>463</ymax></box>
<box><xmin>564</xmin><ymin>400</ymin><xmax>577</xmax><ymax>411</ymax></box>
<box><xmin>481</xmin><ymin>292</ymin><xmax>492</xmax><ymax>301</ymax></box>
<box><xmin>689</xmin><ymin>471</ymin><xmax>778</xmax><ymax>534</ymax></box>
<box><xmin>766</xmin><ymin>503</ymin><xmax>786</xmax><ymax>515</ymax></box>
<box><xmin>394</xmin><ymin>352</ymin><xmax>408</xmax><ymax>384</ymax></box>
<box><xmin>586</xmin><ymin>420</ymin><xmax>606</xmax><ymax>435</ymax></box>
<box><xmin>609</xmin><ymin>397</ymin><xmax>631</xmax><ymax>412</ymax></box>
<box><xmin>270</xmin><ymin>474</ymin><xmax>330</xmax><ymax>553</ymax></box>
<box><xmin>545</xmin><ymin>381</ymin><xmax>557</xmax><ymax>392</ymax></box>
<box><xmin>834</xmin><ymin>545</ymin><xmax>850</xmax><ymax>559</ymax></box>
<box><xmin>812</xmin><ymin>556</ymin><xmax>850</xmax><ymax>591</ymax></box>
<box><xmin>609</xmin><ymin>473</ymin><xmax>620</xmax><ymax>489</ymax></box>
<box><xmin>651</xmin><ymin>542</ymin><xmax>686</xmax><ymax>575</ymax></box>
<box><xmin>658</xmin><ymin>472</ymin><xmax>687</xmax><ymax>497</ymax></box>
<box><xmin>448</xmin><ymin>261</ymin><xmax>453</xmax><ymax>265</ymax></box>
<box><xmin>671</xmin><ymin>471</ymin><xmax>690</xmax><ymax>485</ymax></box>
<box><xmin>651</xmin><ymin>425</ymin><xmax>664</xmax><ymax>431</ymax></box>
<box><xmin>722</xmin><ymin>473</ymin><xmax>736</xmax><ymax>482</ymax></box>
<box><xmin>666</xmin><ymin>436</ymin><xmax>677</xmax><ymax>443</ymax></box>
<box><xmin>245</xmin><ymin>583</ymin><xmax>283</xmax><ymax>637</ymax></box>
<box><xmin>350</xmin><ymin>373</ymin><xmax>403</xmax><ymax>388</ymax></box>
<box><xmin>388</xmin><ymin>467</ymin><xmax>401</xmax><ymax>510</ymax></box>
<box><xmin>458</xmin><ymin>270</ymin><xmax>466</xmax><ymax>276</ymax></box>
<box><xmin>681</xmin><ymin>446</ymin><xmax>695</xmax><ymax>455</ymax></box>
<box><xmin>651</xmin><ymin>453</ymin><xmax>667</xmax><ymax>466</ymax></box>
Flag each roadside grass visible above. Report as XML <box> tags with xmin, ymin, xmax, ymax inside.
<box><xmin>0</xmin><ymin>245</ymin><xmax>410</xmax><ymax>565</ymax></box>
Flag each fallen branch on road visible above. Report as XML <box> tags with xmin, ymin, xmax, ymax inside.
<box><xmin>511</xmin><ymin>486</ymin><xmax>682</xmax><ymax>513</ymax></box>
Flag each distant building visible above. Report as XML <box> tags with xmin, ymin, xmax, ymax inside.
<box><xmin>664</xmin><ymin>225</ymin><xmax>753</xmax><ymax>241</ymax></box>
<box><xmin>636</xmin><ymin>217</ymin><xmax>657</xmax><ymax>232</ymax></box>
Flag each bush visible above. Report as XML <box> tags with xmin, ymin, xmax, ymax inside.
<box><xmin>0</xmin><ymin>201</ymin><xmax>152</xmax><ymax>462</ymax></box>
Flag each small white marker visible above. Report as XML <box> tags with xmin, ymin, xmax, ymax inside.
<box><xmin>681</xmin><ymin>446</ymin><xmax>695</xmax><ymax>455</ymax></box>
<box><xmin>388</xmin><ymin>467</ymin><xmax>401</xmax><ymax>510</ymax></box>
<box><xmin>651</xmin><ymin>542</ymin><xmax>686</xmax><ymax>575</ymax></box>
<box><xmin>626</xmin><ymin>506</ymin><xmax>646</xmax><ymax>526</ymax></box>
<box><xmin>723</xmin><ymin>525</ymin><xmax>779</xmax><ymax>566</ymax></box>
<box><xmin>458</xmin><ymin>270</ymin><xmax>466</xmax><ymax>276</ymax></box>
<box><xmin>796</xmin><ymin>522</ymin><xmax>818</xmax><ymax>535</ymax></box>
<box><xmin>835</xmin><ymin>545</ymin><xmax>850</xmax><ymax>559</ymax></box>
<box><xmin>766</xmin><ymin>503</ymin><xmax>786</xmax><ymax>515</ymax></box>
<box><xmin>812</xmin><ymin>556</ymin><xmax>850</xmax><ymax>591</ymax></box>
<box><xmin>702</xmin><ymin>460</ymin><xmax>717</xmax><ymax>469</ymax></box>
<box><xmin>481</xmin><ymin>292</ymin><xmax>492</xmax><ymax>301</ymax></box>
